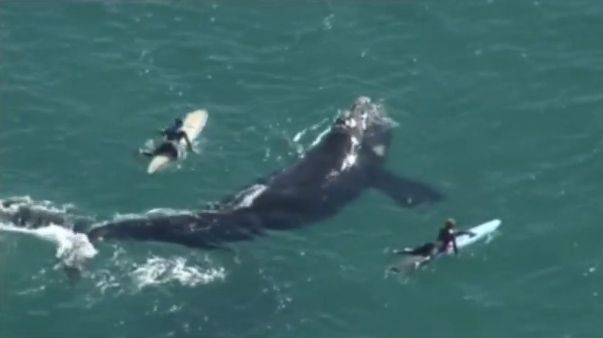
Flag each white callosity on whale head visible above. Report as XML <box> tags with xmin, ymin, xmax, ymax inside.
<box><xmin>355</xmin><ymin>96</ymin><xmax>371</xmax><ymax>131</ymax></box>
<box><xmin>331</xmin><ymin>96</ymin><xmax>382</xmax><ymax>172</ymax></box>
<box><xmin>342</xmin><ymin>96</ymin><xmax>385</xmax><ymax>141</ymax></box>
<box><xmin>349</xmin><ymin>96</ymin><xmax>399</xmax><ymax>163</ymax></box>
<box><xmin>360</xmin><ymin>111</ymin><xmax>368</xmax><ymax>131</ymax></box>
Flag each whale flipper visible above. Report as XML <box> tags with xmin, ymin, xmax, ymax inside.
<box><xmin>369</xmin><ymin>166</ymin><xmax>445</xmax><ymax>208</ymax></box>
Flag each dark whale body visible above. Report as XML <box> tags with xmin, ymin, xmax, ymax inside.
<box><xmin>1</xmin><ymin>97</ymin><xmax>444</xmax><ymax>251</ymax></box>
<box><xmin>85</xmin><ymin>97</ymin><xmax>444</xmax><ymax>249</ymax></box>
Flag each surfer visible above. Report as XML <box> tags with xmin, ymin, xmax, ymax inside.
<box><xmin>435</xmin><ymin>218</ymin><xmax>476</xmax><ymax>255</ymax></box>
<box><xmin>139</xmin><ymin>118</ymin><xmax>193</xmax><ymax>158</ymax></box>
<box><xmin>393</xmin><ymin>218</ymin><xmax>476</xmax><ymax>258</ymax></box>
<box><xmin>160</xmin><ymin>118</ymin><xmax>193</xmax><ymax>151</ymax></box>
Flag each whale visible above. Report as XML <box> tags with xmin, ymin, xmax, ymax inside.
<box><xmin>0</xmin><ymin>198</ymin><xmax>92</xmax><ymax>230</ymax></box>
<box><xmin>83</xmin><ymin>96</ymin><xmax>444</xmax><ymax>249</ymax></box>
<box><xmin>0</xmin><ymin>97</ymin><xmax>445</xmax><ymax>252</ymax></box>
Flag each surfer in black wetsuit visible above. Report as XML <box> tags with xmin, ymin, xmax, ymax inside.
<box><xmin>393</xmin><ymin>218</ymin><xmax>477</xmax><ymax>258</ymax></box>
<box><xmin>388</xmin><ymin>219</ymin><xmax>477</xmax><ymax>273</ymax></box>
<box><xmin>160</xmin><ymin>118</ymin><xmax>193</xmax><ymax>151</ymax></box>
<box><xmin>139</xmin><ymin>118</ymin><xmax>193</xmax><ymax>157</ymax></box>
<box><xmin>435</xmin><ymin>218</ymin><xmax>476</xmax><ymax>255</ymax></box>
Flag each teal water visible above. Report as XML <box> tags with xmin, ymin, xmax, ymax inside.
<box><xmin>1</xmin><ymin>1</ymin><xmax>602</xmax><ymax>337</ymax></box>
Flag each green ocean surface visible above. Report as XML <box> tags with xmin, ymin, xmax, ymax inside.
<box><xmin>1</xmin><ymin>1</ymin><xmax>601</xmax><ymax>338</ymax></box>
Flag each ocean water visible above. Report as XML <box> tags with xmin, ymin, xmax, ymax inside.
<box><xmin>1</xmin><ymin>1</ymin><xmax>602</xmax><ymax>338</ymax></box>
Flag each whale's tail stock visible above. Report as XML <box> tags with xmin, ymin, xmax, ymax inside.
<box><xmin>0</xmin><ymin>222</ymin><xmax>98</xmax><ymax>285</ymax></box>
<box><xmin>0</xmin><ymin>196</ymin><xmax>98</xmax><ymax>284</ymax></box>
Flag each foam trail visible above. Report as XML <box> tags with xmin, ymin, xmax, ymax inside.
<box><xmin>129</xmin><ymin>256</ymin><xmax>226</xmax><ymax>290</ymax></box>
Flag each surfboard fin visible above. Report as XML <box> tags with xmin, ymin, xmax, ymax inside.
<box><xmin>369</xmin><ymin>166</ymin><xmax>445</xmax><ymax>208</ymax></box>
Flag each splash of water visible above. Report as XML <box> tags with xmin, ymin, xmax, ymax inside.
<box><xmin>0</xmin><ymin>222</ymin><xmax>98</xmax><ymax>272</ymax></box>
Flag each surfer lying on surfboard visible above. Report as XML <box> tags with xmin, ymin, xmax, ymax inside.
<box><xmin>393</xmin><ymin>218</ymin><xmax>476</xmax><ymax>264</ymax></box>
<box><xmin>161</xmin><ymin>118</ymin><xmax>194</xmax><ymax>150</ymax></box>
<box><xmin>139</xmin><ymin>117</ymin><xmax>193</xmax><ymax>157</ymax></box>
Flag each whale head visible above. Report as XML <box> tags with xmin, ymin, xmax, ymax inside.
<box><xmin>335</xmin><ymin>96</ymin><xmax>395</xmax><ymax>163</ymax></box>
<box><xmin>333</xmin><ymin>96</ymin><xmax>373</xmax><ymax>141</ymax></box>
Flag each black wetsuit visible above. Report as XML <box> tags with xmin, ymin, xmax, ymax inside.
<box><xmin>395</xmin><ymin>228</ymin><xmax>475</xmax><ymax>257</ymax></box>
<box><xmin>161</xmin><ymin>128</ymin><xmax>192</xmax><ymax>151</ymax></box>
<box><xmin>436</xmin><ymin>228</ymin><xmax>475</xmax><ymax>255</ymax></box>
<box><xmin>139</xmin><ymin>125</ymin><xmax>192</xmax><ymax>158</ymax></box>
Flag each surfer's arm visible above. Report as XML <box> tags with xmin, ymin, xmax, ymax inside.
<box><xmin>181</xmin><ymin>132</ymin><xmax>193</xmax><ymax>151</ymax></box>
<box><xmin>455</xmin><ymin>230</ymin><xmax>476</xmax><ymax>237</ymax></box>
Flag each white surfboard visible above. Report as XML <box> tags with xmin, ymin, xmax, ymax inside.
<box><xmin>438</xmin><ymin>219</ymin><xmax>501</xmax><ymax>256</ymax></box>
<box><xmin>147</xmin><ymin>109</ymin><xmax>209</xmax><ymax>174</ymax></box>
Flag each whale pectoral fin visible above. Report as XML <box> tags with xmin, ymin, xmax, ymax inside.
<box><xmin>369</xmin><ymin>166</ymin><xmax>445</xmax><ymax>208</ymax></box>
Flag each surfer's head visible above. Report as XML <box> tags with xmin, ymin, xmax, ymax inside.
<box><xmin>444</xmin><ymin>218</ymin><xmax>456</xmax><ymax>229</ymax></box>
<box><xmin>174</xmin><ymin>118</ymin><xmax>183</xmax><ymax>127</ymax></box>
